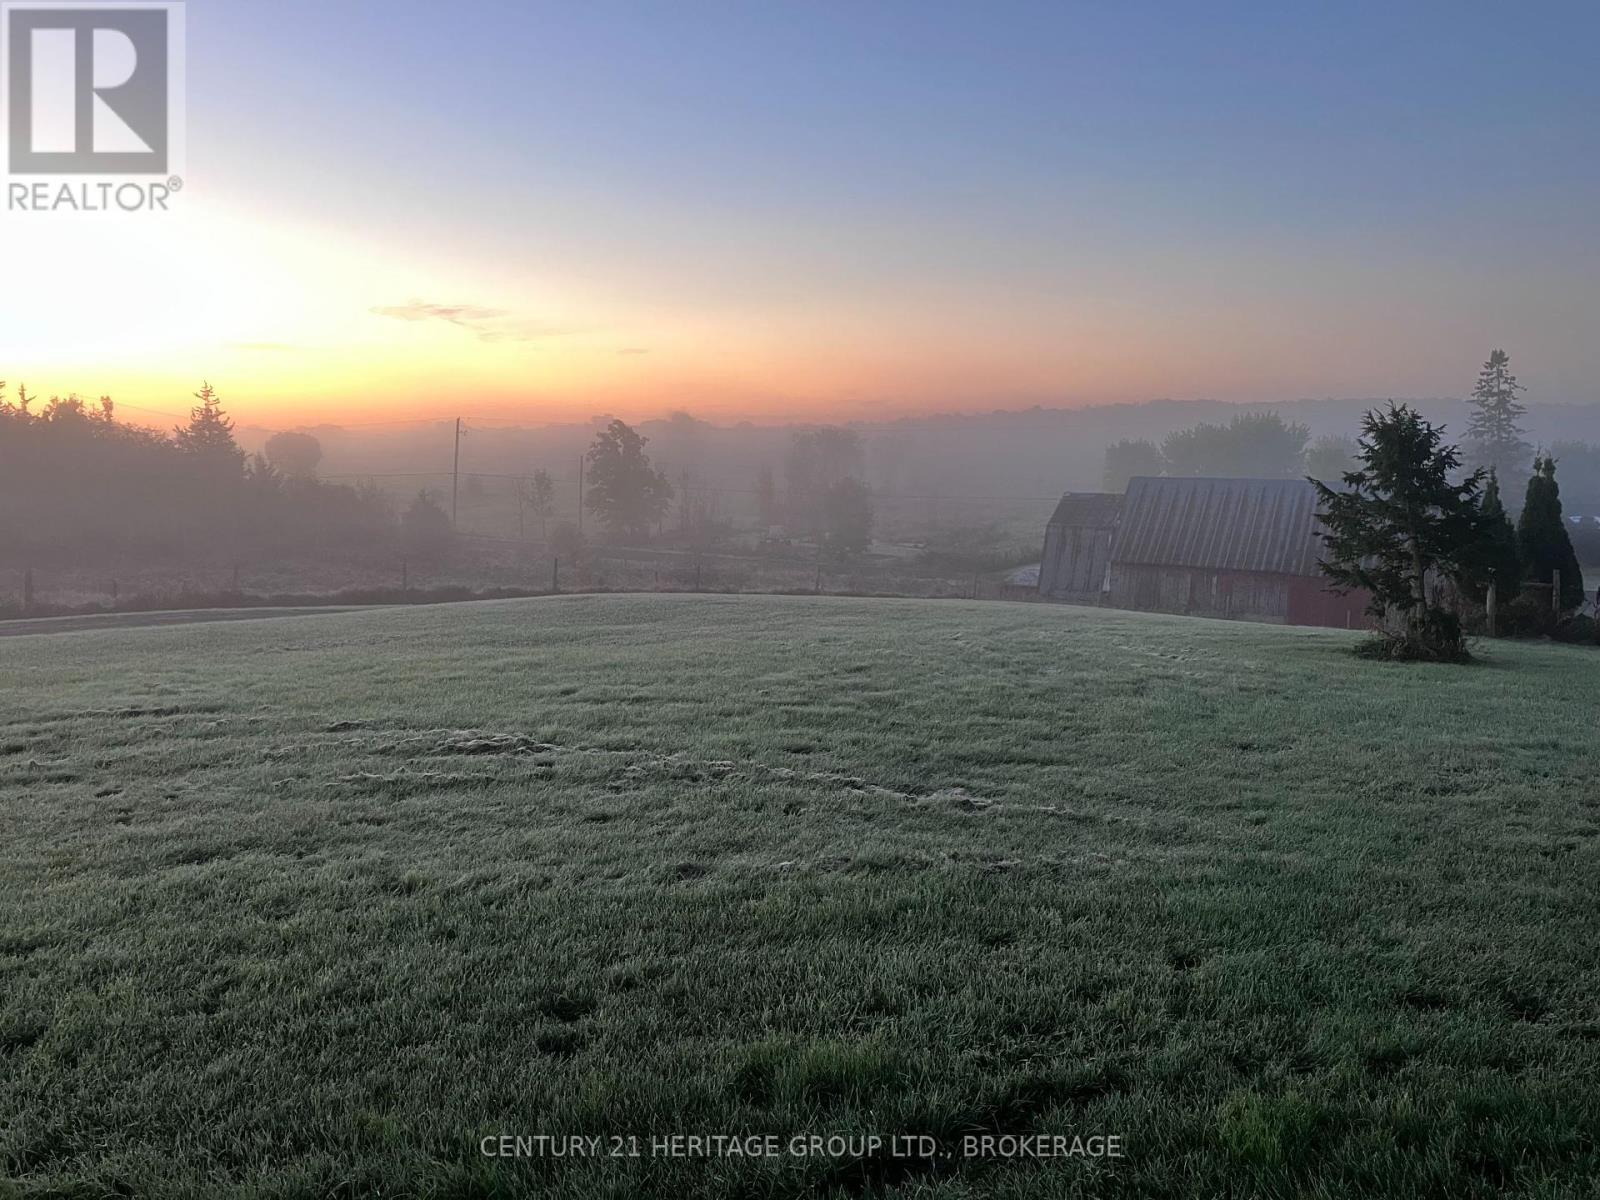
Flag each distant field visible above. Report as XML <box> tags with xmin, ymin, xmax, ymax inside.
<box><xmin>3</xmin><ymin>596</ymin><xmax>1598</xmax><ymax>1198</ymax></box>
<box><xmin>0</xmin><ymin>607</ymin><xmax>370</xmax><ymax>638</ymax></box>
<box><xmin>0</xmin><ymin>552</ymin><xmax>1017</xmax><ymax>622</ymax></box>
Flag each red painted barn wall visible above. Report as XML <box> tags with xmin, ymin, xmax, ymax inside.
<box><xmin>1109</xmin><ymin>565</ymin><xmax>1373</xmax><ymax>629</ymax></box>
<box><xmin>1286</xmin><ymin>577</ymin><xmax>1374</xmax><ymax>629</ymax></box>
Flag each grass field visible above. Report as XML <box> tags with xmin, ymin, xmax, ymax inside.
<box><xmin>3</xmin><ymin>595</ymin><xmax>1599</xmax><ymax>1198</ymax></box>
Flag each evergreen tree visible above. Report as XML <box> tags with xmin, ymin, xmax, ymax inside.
<box><xmin>1465</xmin><ymin>349</ymin><xmax>1530</xmax><ymax>481</ymax></box>
<box><xmin>173</xmin><ymin>382</ymin><xmax>245</xmax><ymax>477</ymax></box>
<box><xmin>1312</xmin><ymin>403</ymin><xmax>1488</xmax><ymax>660</ymax></box>
<box><xmin>1517</xmin><ymin>454</ymin><xmax>1584</xmax><ymax>610</ymax></box>
<box><xmin>1461</xmin><ymin>469</ymin><xmax>1520</xmax><ymax>604</ymax></box>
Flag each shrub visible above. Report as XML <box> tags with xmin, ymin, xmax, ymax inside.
<box><xmin>1500</xmin><ymin>589</ymin><xmax>1559</xmax><ymax>637</ymax></box>
<box><xmin>401</xmin><ymin>490</ymin><xmax>454</xmax><ymax>562</ymax></box>
<box><xmin>1356</xmin><ymin>609</ymin><xmax>1469</xmax><ymax>662</ymax></box>
<box><xmin>1552</xmin><ymin>614</ymin><xmax>1600</xmax><ymax>645</ymax></box>
<box><xmin>550</xmin><ymin>521</ymin><xmax>586</xmax><ymax>566</ymax></box>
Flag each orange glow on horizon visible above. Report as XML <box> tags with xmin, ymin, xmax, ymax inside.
<box><xmin>5</xmin><ymin>187</ymin><xmax>1575</xmax><ymax>432</ymax></box>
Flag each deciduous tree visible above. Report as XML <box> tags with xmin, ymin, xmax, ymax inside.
<box><xmin>784</xmin><ymin>427</ymin><xmax>864</xmax><ymax>536</ymax></box>
<box><xmin>584</xmin><ymin>419</ymin><xmax>673</xmax><ymax>540</ymax></box>
<box><xmin>1162</xmin><ymin>412</ymin><xmax>1309</xmax><ymax>478</ymax></box>
<box><xmin>264</xmin><ymin>431</ymin><xmax>323</xmax><ymax>479</ymax></box>
<box><xmin>1101</xmin><ymin>438</ymin><xmax>1164</xmax><ymax>491</ymax></box>
<box><xmin>402</xmin><ymin>489</ymin><xmax>454</xmax><ymax>562</ymax></box>
<box><xmin>518</xmin><ymin>468</ymin><xmax>557</xmax><ymax>538</ymax></box>
<box><xmin>755</xmin><ymin>465</ymin><xmax>778</xmax><ymax>529</ymax></box>
<box><xmin>1305</xmin><ymin>434</ymin><xmax>1360</xmax><ymax>484</ymax></box>
<box><xmin>822</xmin><ymin>478</ymin><xmax>874</xmax><ymax>556</ymax></box>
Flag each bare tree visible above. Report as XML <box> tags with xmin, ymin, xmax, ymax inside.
<box><xmin>517</xmin><ymin>468</ymin><xmax>557</xmax><ymax>539</ymax></box>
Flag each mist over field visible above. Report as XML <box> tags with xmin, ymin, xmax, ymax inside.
<box><xmin>243</xmin><ymin>396</ymin><xmax>1600</xmax><ymax>514</ymax></box>
<box><xmin>7</xmin><ymin>381</ymin><xmax>1600</xmax><ymax>620</ymax></box>
<box><xmin>9</xmin><ymin>0</ymin><xmax>1600</xmax><ymax>1195</ymax></box>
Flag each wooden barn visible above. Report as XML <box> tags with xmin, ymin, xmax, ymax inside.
<box><xmin>1038</xmin><ymin>492</ymin><xmax>1122</xmax><ymax>602</ymax></box>
<box><xmin>1105</xmin><ymin>476</ymin><xmax>1369</xmax><ymax>627</ymax></box>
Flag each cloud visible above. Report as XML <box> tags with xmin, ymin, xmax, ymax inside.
<box><xmin>370</xmin><ymin>300</ymin><xmax>570</xmax><ymax>344</ymax></box>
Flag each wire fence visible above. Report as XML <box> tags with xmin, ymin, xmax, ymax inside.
<box><xmin>0</xmin><ymin>553</ymin><xmax>1044</xmax><ymax>622</ymax></box>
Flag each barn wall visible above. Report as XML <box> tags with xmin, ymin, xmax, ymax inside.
<box><xmin>1286</xmin><ymin>577</ymin><xmax>1373</xmax><ymax>629</ymax></box>
<box><xmin>1108</xmin><ymin>564</ymin><xmax>1291</xmax><ymax>622</ymax></box>
<box><xmin>1107</xmin><ymin>564</ymin><xmax>1374</xmax><ymax>628</ymax></box>
<box><xmin>1039</xmin><ymin>523</ymin><xmax>1113</xmax><ymax>602</ymax></box>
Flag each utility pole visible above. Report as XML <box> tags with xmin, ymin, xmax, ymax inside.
<box><xmin>451</xmin><ymin>418</ymin><xmax>463</xmax><ymax>529</ymax></box>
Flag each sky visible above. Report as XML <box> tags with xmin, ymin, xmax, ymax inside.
<box><xmin>4</xmin><ymin>0</ymin><xmax>1600</xmax><ymax>428</ymax></box>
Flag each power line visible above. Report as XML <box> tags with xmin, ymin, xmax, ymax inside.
<box><xmin>107</xmin><ymin>401</ymin><xmax>193</xmax><ymax>421</ymax></box>
<box><xmin>319</xmin><ymin>469</ymin><xmax>1061</xmax><ymax>506</ymax></box>
<box><xmin>335</xmin><ymin>471</ymin><xmax>1056</xmax><ymax>503</ymax></box>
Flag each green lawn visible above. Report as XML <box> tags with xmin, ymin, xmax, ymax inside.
<box><xmin>3</xmin><ymin>595</ymin><xmax>1599</xmax><ymax>1198</ymax></box>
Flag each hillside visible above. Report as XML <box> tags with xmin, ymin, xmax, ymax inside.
<box><xmin>3</xmin><ymin>596</ymin><xmax>1598</xmax><ymax>1197</ymax></box>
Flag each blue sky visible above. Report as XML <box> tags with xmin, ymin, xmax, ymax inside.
<box><xmin>13</xmin><ymin>1</ymin><xmax>1600</xmax><ymax>421</ymax></box>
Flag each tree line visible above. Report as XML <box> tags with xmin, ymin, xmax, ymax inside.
<box><xmin>575</xmin><ymin>418</ymin><xmax>874</xmax><ymax>556</ymax></box>
<box><xmin>0</xmin><ymin>384</ymin><xmax>396</xmax><ymax>563</ymax></box>
<box><xmin>1315</xmin><ymin>403</ymin><xmax>1585</xmax><ymax>661</ymax></box>
<box><xmin>0</xmin><ymin>384</ymin><xmax>881</xmax><ymax>567</ymax></box>
<box><xmin>1101</xmin><ymin>350</ymin><xmax>1600</xmax><ymax>525</ymax></box>
<box><xmin>1102</xmin><ymin>411</ymin><xmax>1347</xmax><ymax>491</ymax></box>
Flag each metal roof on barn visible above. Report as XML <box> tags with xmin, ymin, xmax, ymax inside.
<box><xmin>1047</xmin><ymin>492</ymin><xmax>1123</xmax><ymax>528</ymax></box>
<box><xmin>1112</xmin><ymin>477</ymin><xmax>1323</xmax><ymax>577</ymax></box>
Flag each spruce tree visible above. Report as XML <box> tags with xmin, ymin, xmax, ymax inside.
<box><xmin>1517</xmin><ymin>454</ymin><xmax>1584</xmax><ymax>610</ymax></box>
<box><xmin>1312</xmin><ymin>403</ymin><xmax>1488</xmax><ymax>660</ymax></box>
<box><xmin>1465</xmin><ymin>349</ymin><xmax>1530</xmax><ymax>481</ymax></box>
<box><xmin>173</xmin><ymin>382</ymin><xmax>245</xmax><ymax>476</ymax></box>
<box><xmin>1462</xmin><ymin>469</ymin><xmax>1520</xmax><ymax>604</ymax></box>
